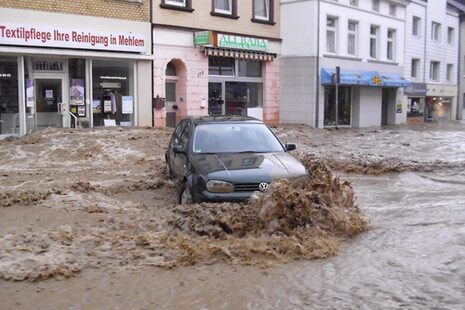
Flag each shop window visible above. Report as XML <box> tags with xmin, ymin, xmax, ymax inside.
<box><xmin>69</xmin><ymin>59</ymin><xmax>86</xmax><ymax>125</ymax></box>
<box><xmin>92</xmin><ymin>59</ymin><xmax>134</xmax><ymax>127</ymax></box>
<box><xmin>225</xmin><ymin>82</ymin><xmax>263</xmax><ymax>115</ymax></box>
<box><xmin>211</xmin><ymin>0</ymin><xmax>238</xmax><ymax>18</ymax></box>
<box><xmin>0</xmin><ymin>56</ymin><xmax>19</xmax><ymax>135</ymax></box>
<box><xmin>209</xmin><ymin>57</ymin><xmax>235</xmax><ymax>76</ymax></box>
<box><xmin>324</xmin><ymin>86</ymin><xmax>351</xmax><ymax>127</ymax></box>
<box><xmin>238</xmin><ymin>60</ymin><xmax>262</xmax><ymax>77</ymax></box>
<box><xmin>252</xmin><ymin>0</ymin><xmax>274</xmax><ymax>24</ymax></box>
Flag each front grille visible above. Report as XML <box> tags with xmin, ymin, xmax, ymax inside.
<box><xmin>234</xmin><ymin>183</ymin><xmax>260</xmax><ymax>192</ymax></box>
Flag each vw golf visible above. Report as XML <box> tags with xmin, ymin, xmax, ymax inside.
<box><xmin>165</xmin><ymin>116</ymin><xmax>308</xmax><ymax>204</ymax></box>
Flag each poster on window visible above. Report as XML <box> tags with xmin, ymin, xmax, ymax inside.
<box><xmin>77</xmin><ymin>105</ymin><xmax>86</xmax><ymax>117</ymax></box>
<box><xmin>26</xmin><ymin>79</ymin><xmax>34</xmax><ymax>107</ymax></box>
<box><xmin>70</xmin><ymin>79</ymin><xmax>85</xmax><ymax>105</ymax></box>
<box><xmin>103</xmin><ymin>100</ymin><xmax>112</xmax><ymax>113</ymax></box>
<box><xmin>122</xmin><ymin>96</ymin><xmax>133</xmax><ymax>114</ymax></box>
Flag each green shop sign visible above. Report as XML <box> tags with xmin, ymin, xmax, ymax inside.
<box><xmin>217</xmin><ymin>34</ymin><xmax>268</xmax><ymax>52</ymax></box>
<box><xmin>194</xmin><ymin>31</ymin><xmax>212</xmax><ymax>46</ymax></box>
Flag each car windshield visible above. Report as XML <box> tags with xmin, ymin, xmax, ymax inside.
<box><xmin>192</xmin><ymin>123</ymin><xmax>285</xmax><ymax>154</ymax></box>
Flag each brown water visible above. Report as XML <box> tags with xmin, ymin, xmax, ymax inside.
<box><xmin>1</xmin><ymin>123</ymin><xmax>465</xmax><ymax>309</ymax></box>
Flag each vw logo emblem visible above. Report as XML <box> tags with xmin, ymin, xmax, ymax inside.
<box><xmin>259</xmin><ymin>182</ymin><xmax>269</xmax><ymax>192</ymax></box>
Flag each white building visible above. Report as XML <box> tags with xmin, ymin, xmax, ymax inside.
<box><xmin>280</xmin><ymin>0</ymin><xmax>411</xmax><ymax>128</ymax></box>
<box><xmin>404</xmin><ymin>0</ymin><xmax>462</xmax><ymax>123</ymax></box>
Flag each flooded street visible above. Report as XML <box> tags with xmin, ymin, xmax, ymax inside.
<box><xmin>1</xmin><ymin>123</ymin><xmax>465</xmax><ymax>309</ymax></box>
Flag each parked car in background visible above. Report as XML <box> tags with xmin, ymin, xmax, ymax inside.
<box><xmin>165</xmin><ymin>116</ymin><xmax>308</xmax><ymax>204</ymax></box>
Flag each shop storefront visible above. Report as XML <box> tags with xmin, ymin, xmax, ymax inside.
<box><xmin>152</xmin><ymin>29</ymin><xmax>280</xmax><ymax>127</ymax></box>
<box><xmin>321</xmin><ymin>68</ymin><xmax>410</xmax><ymax>128</ymax></box>
<box><xmin>0</xmin><ymin>8</ymin><xmax>152</xmax><ymax>138</ymax></box>
<box><xmin>424</xmin><ymin>84</ymin><xmax>458</xmax><ymax>122</ymax></box>
<box><xmin>404</xmin><ymin>83</ymin><xmax>427</xmax><ymax>124</ymax></box>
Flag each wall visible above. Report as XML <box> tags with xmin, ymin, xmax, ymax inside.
<box><xmin>404</xmin><ymin>0</ymin><xmax>427</xmax><ymax>81</ymax></box>
<box><xmin>0</xmin><ymin>0</ymin><xmax>150</xmax><ymax>22</ymax></box>
<box><xmin>137</xmin><ymin>60</ymin><xmax>153</xmax><ymax>127</ymax></box>
<box><xmin>153</xmin><ymin>0</ymin><xmax>280</xmax><ymax>39</ymax></box>
<box><xmin>280</xmin><ymin>56</ymin><xmax>317</xmax><ymax>125</ymax></box>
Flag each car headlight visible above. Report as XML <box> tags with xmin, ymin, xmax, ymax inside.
<box><xmin>206</xmin><ymin>180</ymin><xmax>234</xmax><ymax>193</ymax></box>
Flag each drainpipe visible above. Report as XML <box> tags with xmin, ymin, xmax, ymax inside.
<box><xmin>423</xmin><ymin>1</ymin><xmax>428</xmax><ymax>117</ymax></box>
<box><xmin>315</xmin><ymin>0</ymin><xmax>321</xmax><ymax>128</ymax></box>
<box><xmin>150</xmin><ymin>0</ymin><xmax>155</xmax><ymax>127</ymax></box>
<box><xmin>458</xmin><ymin>13</ymin><xmax>464</xmax><ymax>120</ymax></box>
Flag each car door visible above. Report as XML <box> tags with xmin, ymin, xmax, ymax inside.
<box><xmin>172</xmin><ymin>120</ymin><xmax>192</xmax><ymax>179</ymax></box>
<box><xmin>168</xmin><ymin>120</ymin><xmax>187</xmax><ymax>176</ymax></box>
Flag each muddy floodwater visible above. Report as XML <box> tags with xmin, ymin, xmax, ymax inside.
<box><xmin>1</xmin><ymin>123</ymin><xmax>465</xmax><ymax>309</ymax></box>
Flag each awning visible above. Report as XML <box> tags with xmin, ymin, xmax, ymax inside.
<box><xmin>380</xmin><ymin>72</ymin><xmax>411</xmax><ymax>87</ymax></box>
<box><xmin>201</xmin><ymin>46</ymin><xmax>277</xmax><ymax>61</ymax></box>
<box><xmin>321</xmin><ymin>68</ymin><xmax>411</xmax><ymax>87</ymax></box>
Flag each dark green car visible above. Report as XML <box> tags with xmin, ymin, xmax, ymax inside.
<box><xmin>165</xmin><ymin>116</ymin><xmax>308</xmax><ymax>204</ymax></box>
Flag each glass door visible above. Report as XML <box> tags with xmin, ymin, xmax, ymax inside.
<box><xmin>208</xmin><ymin>82</ymin><xmax>223</xmax><ymax>115</ymax></box>
<box><xmin>35</xmin><ymin>78</ymin><xmax>68</xmax><ymax>128</ymax></box>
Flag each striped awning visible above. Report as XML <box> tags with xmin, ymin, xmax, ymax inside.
<box><xmin>201</xmin><ymin>46</ymin><xmax>277</xmax><ymax>61</ymax></box>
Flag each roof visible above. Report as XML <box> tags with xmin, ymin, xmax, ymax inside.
<box><xmin>187</xmin><ymin>115</ymin><xmax>262</xmax><ymax>125</ymax></box>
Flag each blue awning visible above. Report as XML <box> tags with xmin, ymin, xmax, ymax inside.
<box><xmin>321</xmin><ymin>68</ymin><xmax>411</xmax><ymax>88</ymax></box>
<box><xmin>380</xmin><ymin>72</ymin><xmax>411</xmax><ymax>87</ymax></box>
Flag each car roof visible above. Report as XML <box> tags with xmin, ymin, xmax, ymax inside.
<box><xmin>185</xmin><ymin>115</ymin><xmax>263</xmax><ymax>125</ymax></box>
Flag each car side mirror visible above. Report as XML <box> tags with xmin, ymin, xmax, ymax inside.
<box><xmin>285</xmin><ymin>143</ymin><xmax>296</xmax><ymax>151</ymax></box>
<box><xmin>173</xmin><ymin>144</ymin><xmax>185</xmax><ymax>154</ymax></box>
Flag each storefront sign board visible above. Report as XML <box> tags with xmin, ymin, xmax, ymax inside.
<box><xmin>194</xmin><ymin>31</ymin><xmax>212</xmax><ymax>46</ymax></box>
<box><xmin>0</xmin><ymin>23</ymin><xmax>146</xmax><ymax>53</ymax></box>
<box><xmin>216</xmin><ymin>33</ymin><xmax>268</xmax><ymax>52</ymax></box>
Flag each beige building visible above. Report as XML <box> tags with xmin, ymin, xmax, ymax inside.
<box><xmin>152</xmin><ymin>0</ymin><xmax>281</xmax><ymax>127</ymax></box>
<box><xmin>0</xmin><ymin>0</ymin><xmax>153</xmax><ymax>137</ymax></box>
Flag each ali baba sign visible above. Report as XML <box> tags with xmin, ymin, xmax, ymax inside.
<box><xmin>194</xmin><ymin>31</ymin><xmax>268</xmax><ymax>52</ymax></box>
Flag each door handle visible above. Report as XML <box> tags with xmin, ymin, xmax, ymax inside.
<box><xmin>58</xmin><ymin>102</ymin><xmax>62</xmax><ymax>114</ymax></box>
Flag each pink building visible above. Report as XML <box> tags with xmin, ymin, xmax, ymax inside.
<box><xmin>152</xmin><ymin>0</ymin><xmax>281</xmax><ymax>127</ymax></box>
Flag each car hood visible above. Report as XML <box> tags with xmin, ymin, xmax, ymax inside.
<box><xmin>191</xmin><ymin>152</ymin><xmax>308</xmax><ymax>183</ymax></box>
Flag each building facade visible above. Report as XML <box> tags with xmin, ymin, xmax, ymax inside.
<box><xmin>450</xmin><ymin>0</ymin><xmax>465</xmax><ymax>120</ymax></box>
<box><xmin>0</xmin><ymin>0</ymin><xmax>153</xmax><ymax>138</ymax></box>
<box><xmin>152</xmin><ymin>0</ymin><xmax>281</xmax><ymax>127</ymax></box>
<box><xmin>281</xmin><ymin>0</ymin><xmax>411</xmax><ymax>128</ymax></box>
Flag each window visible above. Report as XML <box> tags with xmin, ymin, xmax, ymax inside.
<box><xmin>411</xmin><ymin>58</ymin><xmax>419</xmax><ymax>78</ymax></box>
<box><xmin>432</xmin><ymin>22</ymin><xmax>441</xmax><ymax>41</ymax></box>
<box><xmin>254</xmin><ymin>0</ymin><xmax>270</xmax><ymax>21</ymax></box>
<box><xmin>370</xmin><ymin>25</ymin><xmax>379</xmax><ymax>59</ymax></box>
<box><xmin>372</xmin><ymin>0</ymin><xmax>380</xmax><ymax>12</ymax></box>
<box><xmin>412</xmin><ymin>16</ymin><xmax>421</xmax><ymax>37</ymax></box>
<box><xmin>387</xmin><ymin>29</ymin><xmax>396</xmax><ymax>61</ymax></box>
<box><xmin>165</xmin><ymin>0</ymin><xmax>185</xmax><ymax>6</ymax></box>
<box><xmin>447</xmin><ymin>64</ymin><xmax>453</xmax><ymax>81</ymax></box>
<box><xmin>430</xmin><ymin>61</ymin><xmax>440</xmax><ymax>81</ymax></box>
<box><xmin>448</xmin><ymin>27</ymin><xmax>454</xmax><ymax>45</ymax></box>
<box><xmin>0</xmin><ymin>56</ymin><xmax>19</xmax><ymax>136</ymax></box>
<box><xmin>326</xmin><ymin>16</ymin><xmax>337</xmax><ymax>53</ymax></box>
<box><xmin>161</xmin><ymin>0</ymin><xmax>193</xmax><ymax>11</ymax></box>
<box><xmin>213</xmin><ymin>0</ymin><xmax>233</xmax><ymax>14</ymax></box>
<box><xmin>389</xmin><ymin>4</ymin><xmax>396</xmax><ymax>16</ymax></box>
<box><xmin>347</xmin><ymin>21</ymin><xmax>358</xmax><ymax>56</ymax></box>
<box><xmin>238</xmin><ymin>60</ymin><xmax>262</xmax><ymax>77</ymax></box>
<box><xmin>350</xmin><ymin>0</ymin><xmax>358</xmax><ymax>6</ymax></box>
<box><xmin>209</xmin><ymin>57</ymin><xmax>235</xmax><ymax>76</ymax></box>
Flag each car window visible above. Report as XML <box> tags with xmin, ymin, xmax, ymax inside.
<box><xmin>173</xmin><ymin>120</ymin><xmax>187</xmax><ymax>146</ymax></box>
<box><xmin>192</xmin><ymin>123</ymin><xmax>284</xmax><ymax>153</ymax></box>
<box><xmin>179</xmin><ymin>121</ymin><xmax>191</xmax><ymax>149</ymax></box>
